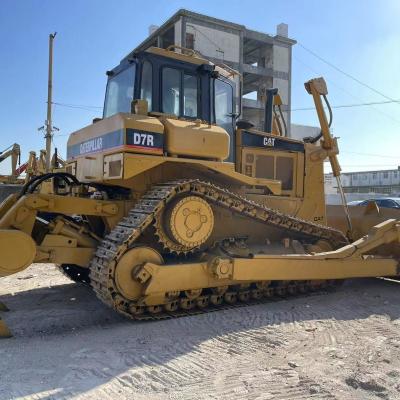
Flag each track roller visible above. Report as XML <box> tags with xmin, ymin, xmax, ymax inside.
<box><xmin>224</xmin><ymin>292</ymin><xmax>237</xmax><ymax>304</ymax></box>
<box><xmin>210</xmin><ymin>294</ymin><xmax>223</xmax><ymax>305</ymax></box>
<box><xmin>180</xmin><ymin>298</ymin><xmax>196</xmax><ymax>310</ymax></box>
<box><xmin>196</xmin><ymin>296</ymin><xmax>209</xmax><ymax>308</ymax></box>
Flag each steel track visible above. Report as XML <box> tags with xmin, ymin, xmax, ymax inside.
<box><xmin>89</xmin><ymin>179</ymin><xmax>348</xmax><ymax>320</ymax></box>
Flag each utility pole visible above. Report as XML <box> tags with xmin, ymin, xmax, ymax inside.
<box><xmin>44</xmin><ymin>32</ymin><xmax>57</xmax><ymax>172</ymax></box>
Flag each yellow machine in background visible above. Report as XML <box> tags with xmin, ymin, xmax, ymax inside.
<box><xmin>0</xmin><ymin>46</ymin><xmax>399</xmax><ymax>337</ymax></box>
<box><xmin>0</xmin><ymin>143</ymin><xmax>23</xmax><ymax>184</ymax></box>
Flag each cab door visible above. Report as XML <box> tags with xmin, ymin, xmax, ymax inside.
<box><xmin>214</xmin><ymin>78</ymin><xmax>235</xmax><ymax>162</ymax></box>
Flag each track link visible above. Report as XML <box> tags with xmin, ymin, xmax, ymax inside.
<box><xmin>89</xmin><ymin>180</ymin><xmax>348</xmax><ymax>320</ymax></box>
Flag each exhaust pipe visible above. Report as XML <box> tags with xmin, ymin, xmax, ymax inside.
<box><xmin>264</xmin><ymin>88</ymin><xmax>278</xmax><ymax>133</ymax></box>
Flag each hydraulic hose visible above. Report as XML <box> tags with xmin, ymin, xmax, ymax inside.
<box><xmin>303</xmin><ymin>94</ymin><xmax>333</xmax><ymax>143</ymax></box>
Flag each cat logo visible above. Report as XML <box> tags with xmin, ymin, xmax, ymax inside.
<box><xmin>263</xmin><ymin>137</ymin><xmax>276</xmax><ymax>147</ymax></box>
<box><xmin>79</xmin><ymin>137</ymin><xmax>103</xmax><ymax>155</ymax></box>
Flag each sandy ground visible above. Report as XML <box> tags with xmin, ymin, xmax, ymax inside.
<box><xmin>1</xmin><ymin>265</ymin><xmax>400</xmax><ymax>399</ymax></box>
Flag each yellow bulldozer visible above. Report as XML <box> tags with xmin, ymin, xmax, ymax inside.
<box><xmin>0</xmin><ymin>46</ymin><xmax>399</xmax><ymax>337</ymax></box>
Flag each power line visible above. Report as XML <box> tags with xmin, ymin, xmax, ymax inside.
<box><xmin>53</xmin><ymin>133</ymin><xmax>70</xmax><ymax>137</ymax></box>
<box><xmin>341</xmin><ymin>151</ymin><xmax>399</xmax><ymax>160</ymax></box>
<box><xmin>52</xmin><ymin>102</ymin><xmax>102</xmax><ymax>111</ymax></box>
<box><xmin>297</xmin><ymin>42</ymin><xmax>399</xmax><ymax>104</ymax></box>
<box><xmin>54</xmin><ymin>97</ymin><xmax>400</xmax><ymax>114</ymax></box>
<box><xmin>292</xmin><ymin>99</ymin><xmax>400</xmax><ymax>111</ymax></box>
<box><xmin>293</xmin><ymin>55</ymin><xmax>400</xmax><ymax>126</ymax></box>
<box><xmin>339</xmin><ymin>164</ymin><xmax>399</xmax><ymax>167</ymax></box>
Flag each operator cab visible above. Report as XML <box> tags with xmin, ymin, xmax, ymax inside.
<box><xmin>100</xmin><ymin>47</ymin><xmax>304</xmax><ymax>199</ymax></box>
<box><xmin>103</xmin><ymin>47</ymin><xmax>236</xmax><ymax>161</ymax></box>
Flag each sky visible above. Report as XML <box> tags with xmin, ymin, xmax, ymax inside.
<box><xmin>0</xmin><ymin>0</ymin><xmax>399</xmax><ymax>174</ymax></box>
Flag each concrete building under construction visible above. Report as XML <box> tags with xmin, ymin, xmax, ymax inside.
<box><xmin>129</xmin><ymin>9</ymin><xmax>297</xmax><ymax>135</ymax></box>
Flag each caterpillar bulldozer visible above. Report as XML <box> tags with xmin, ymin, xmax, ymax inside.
<box><xmin>0</xmin><ymin>46</ymin><xmax>399</xmax><ymax>337</ymax></box>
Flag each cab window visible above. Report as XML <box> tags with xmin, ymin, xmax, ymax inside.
<box><xmin>162</xmin><ymin>68</ymin><xmax>180</xmax><ymax>115</ymax></box>
<box><xmin>214</xmin><ymin>79</ymin><xmax>233</xmax><ymax>126</ymax></box>
<box><xmin>140</xmin><ymin>60</ymin><xmax>152</xmax><ymax>111</ymax></box>
<box><xmin>214</xmin><ymin>78</ymin><xmax>234</xmax><ymax>161</ymax></box>
<box><xmin>104</xmin><ymin>64</ymin><xmax>135</xmax><ymax>118</ymax></box>
<box><xmin>183</xmin><ymin>74</ymin><xmax>198</xmax><ymax>117</ymax></box>
<box><xmin>162</xmin><ymin>68</ymin><xmax>199</xmax><ymax>117</ymax></box>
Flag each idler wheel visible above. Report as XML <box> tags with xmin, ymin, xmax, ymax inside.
<box><xmin>114</xmin><ymin>246</ymin><xmax>163</xmax><ymax>301</ymax></box>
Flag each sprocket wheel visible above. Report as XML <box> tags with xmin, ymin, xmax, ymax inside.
<box><xmin>154</xmin><ymin>195</ymin><xmax>214</xmax><ymax>254</ymax></box>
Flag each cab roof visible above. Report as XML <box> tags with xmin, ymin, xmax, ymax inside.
<box><xmin>110</xmin><ymin>46</ymin><xmax>239</xmax><ymax>81</ymax></box>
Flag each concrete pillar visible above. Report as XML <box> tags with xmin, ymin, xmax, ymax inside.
<box><xmin>276</xmin><ymin>23</ymin><xmax>288</xmax><ymax>38</ymax></box>
<box><xmin>149</xmin><ymin>25</ymin><xmax>159</xmax><ymax>36</ymax></box>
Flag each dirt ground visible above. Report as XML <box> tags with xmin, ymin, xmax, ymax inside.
<box><xmin>1</xmin><ymin>264</ymin><xmax>400</xmax><ymax>400</ymax></box>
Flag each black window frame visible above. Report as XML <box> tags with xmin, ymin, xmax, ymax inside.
<box><xmin>139</xmin><ymin>59</ymin><xmax>153</xmax><ymax>112</ymax></box>
<box><xmin>212</xmin><ymin>76</ymin><xmax>235</xmax><ymax>162</ymax></box>
<box><xmin>103</xmin><ymin>61</ymin><xmax>137</xmax><ymax>119</ymax></box>
<box><xmin>183</xmin><ymin>72</ymin><xmax>199</xmax><ymax>118</ymax></box>
<box><xmin>104</xmin><ymin>51</ymin><xmax>238</xmax><ymax>125</ymax></box>
<box><xmin>211</xmin><ymin>76</ymin><xmax>235</xmax><ymax>125</ymax></box>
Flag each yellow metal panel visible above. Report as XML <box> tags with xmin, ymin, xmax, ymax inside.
<box><xmin>232</xmin><ymin>257</ymin><xmax>398</xmax><ymax>281</ymax></box>
<box><xmin>36</xmin><ymin>246</ymin><xmax>94</xmax><ymax>267</ymax></box>
<box><xmin>143</xmin><ymin>262</ymin><xmax>226</xmax><ymax>294</ymax></box>
<box><xmin>0</xmin><ymin>230</ymin><xmax>36</xmax><ymax>277</ymax></box>
<box><xmin>121</xmin><ymin>153</ymin><xmax>282</xmax><ymax>194</ymax></box>
<box><xmin>123</xmin><ymin>155</ymin><xmax>165</xmax><ymax>180</ymax></box>
<box><xmin>163</xmin><ymin>118</ymin><xmax>230</xmax><ymax>161</ymax></box>
<box><xmin>145</xmin><ymin>46</ymin><xmax>209</xmax><ymax>65</ymax></box>
<box><xmin>124</xmin><ymin>114</ymin><xmax>164</xmax><ymax>133</ymax></box>
<box><xmin>40</xmin><ymin>234</ymin><xmax>78</xmax><ymax>248</ymax></box>
<box><xmin>67</xmin><ymin>113</ymin><xmax>125</xmax><ymax>148</ymax></box>
<box><xmin>141</xmin><ymin>255</ymin><xmax>398</xmax><ymax>296</ymax></box>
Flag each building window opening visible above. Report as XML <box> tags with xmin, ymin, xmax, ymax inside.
<box><xmin>186</xmin><ymin>32</ymin><xmax>195</xmax><ymax>50</ymax></box>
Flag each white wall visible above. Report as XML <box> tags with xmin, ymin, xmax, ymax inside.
<box><xmin>342</xmin><ymin>170</ymin><xmax>400</xmax><ymax>187</ymax></box>
<box><xmin>185</xmin><ymin>23</ymin><xmax>240</xmax><ymax>63</ymax></box>
<box><xmin>272</xmin><ymin>77</ymin><xmax>289</xmax><ymax>106</ymax></box>
<box><xmin>324</xmin><ymin>173</ymin><xmax>337</xmax><ymax>195</ymax></box>
<box><xmin>290</xmin><ymin>123</ymin><xmax>320</xmax><ymax>141</ymax></box>
<box><xmin>273</xmin><ymin>45</ymin><xmax>289</xmax><ymax>73</ymax></box>
<box><xmin>174</xmin><ymin>19</ymin><xmax>182</xmax><ymax>47</ymax></box>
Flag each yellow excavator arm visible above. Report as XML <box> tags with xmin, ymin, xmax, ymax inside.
<box><xmin>0</xmin><ymin>143</ymin><xmax>21</xmax><ymax>183</ymax></box>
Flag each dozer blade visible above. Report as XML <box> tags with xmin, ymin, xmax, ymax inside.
<box><xmin>0</xmin><ymin>317</ymin><xmax>12</xmax><ymax>338</ymax></box>
<box><xmin>328</xmin><ymin>204</ymin><xmax>400</xmax><ymax>244</ymax></box>
<box><xmin>0</xmin><ymin>230</ymin><xmax>36</xmax><ymax>277</ymax></box>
